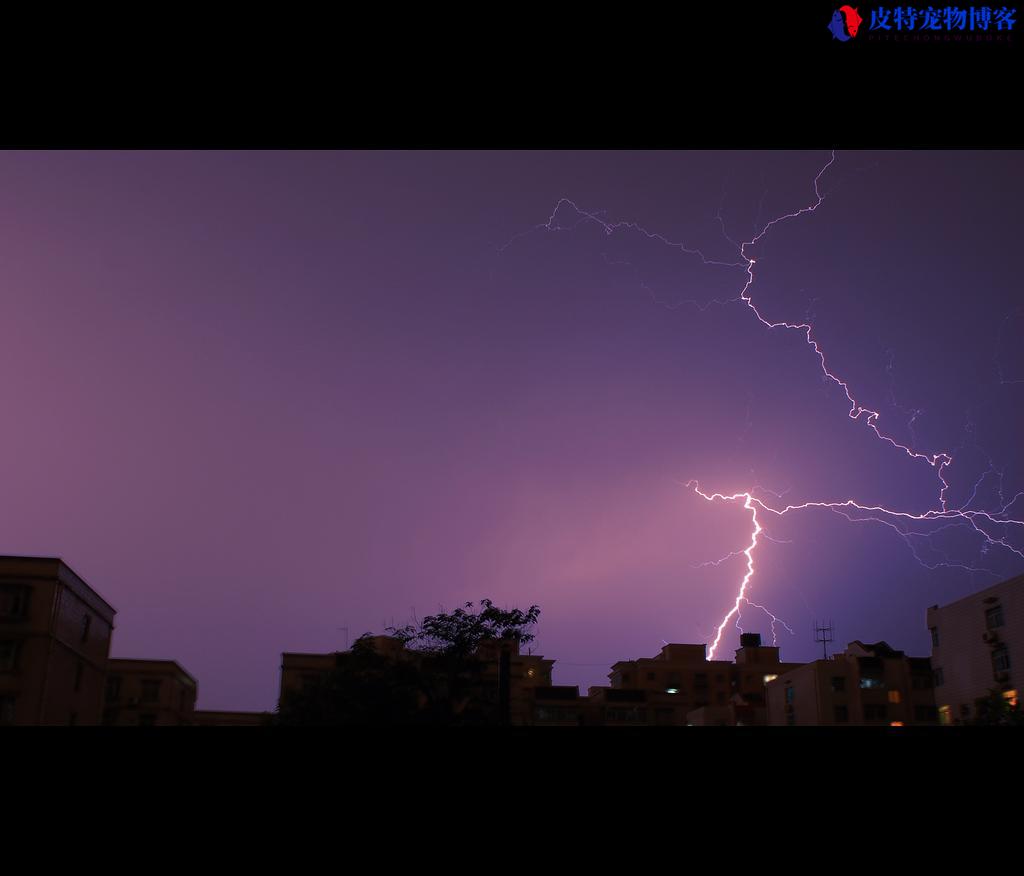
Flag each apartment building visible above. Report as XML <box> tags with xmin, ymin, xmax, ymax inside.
<box><xmin>765</xmin><ymin>640</ymin><xmax>937</xmax><ymax>726</ymax></box>
<box><xmin>0</xmin><ymin>556</ymin><xmax>116</xmax><ymax>725</ymax></box>
<box><xmin>103</xmin><ymin>658</ymin><xmax>197</xmax><ymax>726</ymax></box>
<box><xmin>927</xmin><ymin>572</ymin><xmax>1023</xmax><ymax>724</ymax></box>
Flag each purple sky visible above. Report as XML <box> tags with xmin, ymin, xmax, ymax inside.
<box><xmin>2</xmin><ymin>151</ymin><xmax>1021</xmax><ymax>711</ymax></box>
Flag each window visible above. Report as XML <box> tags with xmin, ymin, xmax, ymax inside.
<box><xmin>68</xmin><ymin>712</ymin><xmax>77</xmax><ymax>726</ymax></box>
<box><xmin>1003</xmin><ymin>690</ymin><xmax>1018</xmax><ymax>708</ymax></box>
<box><xmin>141</xmin><ymin>680</ymin><xmax>161</xmax><ymax>703</ymax></box>
<box><xmin>888</xmin><ymin>690</ymin><xmax>901</xmax><ymax>704</ymax></box>
<box><xmin>0</xmin><ymin>640</ymin><xmax>18</xmax><ymax>671</ymax></box>
<box><xmin>911</xmin><ymin>674</ymin><xmax>933</xmax><ymax>690</ymax></box>
<box><xmin>915</xmin><ymin>705</ymin><xmax>938</xmax><ymax>722</ymax></box>
<box><xmin>0</xmin><ymin>585</ymin><xmax>30</xmax><ymax>619</ymax></box>
<box><xmin>863</xmin><ymin>704</ymin><xmax>888</xmax><ymax>723</ymax></box>
<box><xmin>986</xmin><ymin>606</ymin><xmax>1004</xmax><ymax>630</ymax></box>
<box><xmin>106</xmin><ymin>676</ymin><xmax>122</xmax><ymax>702</ymax></box>
<box><xmin>831</xmin><ymin>676</ymin><xmax>846</xmax><ymax>693</ymax></box>
<box><xmin>930</xmin><ymin>626</ymin><xmax>939</xmax><ymax>647</ymax></box>
<box><xmin>860</xmin><ymin>677</ymin><xmax>885</xmax><ymax>690</ymax></box>
<box><xmin>934</xmin><ymin>667</ymin><xmax>944</xmax><ymax>687</ymax></box>
<box><xmin>654</xmin><ymin>708</ymin><xmax>674</xmax><ymax>726</ymax></box>
<box><xmin>74</xmin><ymin>661</ymin><xmax>83</xmax><ymax>692</ymax></box>
<box><xmin>834</xmin><ymin>705</ymin><xmax>849</xmax><ymax>723</ymax></box>
<box><xmin>0</xmin><ymin>695</ymin><xmax>15</xmax><ymax>724</ymax></box>
<box><xmin>992</xmin><ymin>644</ymin><xmax>1011</xmax><ymax>674</ymax></box>
<box><xmin>785</xmin><ymin>686</ymin><xmax>794</xmax><ymax>704</ymax></box>
<box><xmin>763</xmin><ymin>674</ymin><xmax>778</xmax><ymax>685</ymax></box>
<box><xmin>937</xmin><ymin>705</ymin><xmax>952</xmax><ymax>725</ymax></box>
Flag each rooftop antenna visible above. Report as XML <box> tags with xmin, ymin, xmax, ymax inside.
<box><xmin>814</xmin><ymin>619</ymin><xmax>835</xmax><ymax>660</ymax></box>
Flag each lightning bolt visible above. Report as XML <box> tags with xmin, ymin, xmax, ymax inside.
<box><xmin>504</xmin><ymin>151</ymin><xmax>1024</xmax><ymax>659</ymax></box>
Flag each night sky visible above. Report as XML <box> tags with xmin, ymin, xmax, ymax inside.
<box><xmin>2</xmin><ymin>151</ymin><xmax>1021</xmax><ymax>711</ymax></box>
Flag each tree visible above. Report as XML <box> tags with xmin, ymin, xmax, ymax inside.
<box><xmin>386</xmin><ymin>599</ymin><xmax>541</xmax><ymax>657</ymax></box>
<box><xmin>275</xmin><ymin>600</ymin><xmax>541</xmax><ymax>726</ymax></box>
<box><xmin>970</xmin><ymin>689</ymin><xmax>1024</xmax><ymax>727</ymax></box>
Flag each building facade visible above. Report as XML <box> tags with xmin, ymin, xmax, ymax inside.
<box><xmin>927</xmin><ymin>573</ymin><xmax>1023</xmax><ymax>724</ymax></box>
<box><xmin>765</xmin><ymin>641</ymin><xmax>937</xmax><ymax>726</ymax></box>
<box><xmin>0</xmin><ymin>556</ymin><xmax>116</xmax><ymax>726</ymax></box>
<box><xmin>103</xmin><ymin>659</ymin><xmax>198</xmax><ymax>726</ymax></box>
<box><xmin>587</xmin><ymin>634</ymin><xmax>802</xmax><ymax>726</ymax></box>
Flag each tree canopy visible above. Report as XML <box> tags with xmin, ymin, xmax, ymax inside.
<box><xmin>386</xmin><ymin>599</ymin><xmax>541</xmax><ymax>658</ymax></box>
<box><xmin>275</xmin><ymin>599</ymin><xmax>541</xmax><ymax>726</ymax></box>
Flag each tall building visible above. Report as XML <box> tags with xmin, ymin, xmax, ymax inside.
<box><xmin>0</xmin><ymin>556</ymin><xmax>116</xmax><ymax>726</ymax></box>
<box><xmin>927</xmin><ymin>572</ymin><xmax>1023</xmax><ymax>724</ymax></box>
<box><xmin>765</xmin><ymin>641</ymin><xmax>937</xmax><ymax>726</ymax></box>
<box><xmin>102</xmin><ymin>659</ymin><xmax>197</xmax><ymax>726</ymax></box>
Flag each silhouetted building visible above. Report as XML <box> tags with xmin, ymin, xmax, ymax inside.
<box><xmin>765</xmin><ymin>640</ymin><xmax>937</xmax><ymax>726</ymax></box>
<box><xmin>528</xmin><ymin>685</ymin><xmax>585</xmax><ymax>725</ymax></box>
<box><xmin>0</xmin><ymin>556</ymin><xmax>116</xmax><ymax>725</ymax></box>
<box><xmin>103</xmin><ymin>659</ymin><xmax>197</xmax><ymax>726</ymax></box>
<box><xmin>279</xmin><ymin>635</ymin><xmax>554</xmax><ymax>725</ymax></box>
<box><xmin>592</xmin><ymin>634</ymin><xmax>802</xmax><ymax>726</ymax></box>
<box><xmin>927</xmin><ymin>573</ymin><xmax>1023</xmax><ymax>724</ymax></box>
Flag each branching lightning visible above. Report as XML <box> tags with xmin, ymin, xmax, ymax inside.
<box><xmin>505</xmin><ymin>151</ymin><xmax>1024</xmax><ymax>659</ymax></box>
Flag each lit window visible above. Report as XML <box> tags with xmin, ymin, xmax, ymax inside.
<box><xmin>986</xmin><ymin>606</ymin><xmax>1004</xmax><ymax>630</ymax></box>
<box><xmin>889</xmin><ymin>721</ymin><xmax>904</xmax><ymax>727</ymax></box>
<box><xmin>665</xmin><ymin>687</ymin><xmax>679</xmax><ymax>695</ymax></box>
<box><xmin>860</xmin><ymin>677</ymin><xmax>885</xmax><ymax>689</ymax></box>
<box><xmin>938</xmin><ymin>705</ymin><xmax>952</xmax><ymax>725</ymax></box>
<box><xmin>527</xmin><ymin>668</ymin><xmax>534</xmax><ymax>677</ymax></box>
<box><xmin>888</xmin><ymin>690</ymin><xmax>901</xmax><ymax>704</ymax></box>
<box><xmin>763</xmin><ymin>674</ymin><xmax>778</xmax><ymax>685</ymax></box>
<box><xmin>1003</xmin><ymin>690</ymin><xmax>1018</xmax><ymax>708</ymax></box>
